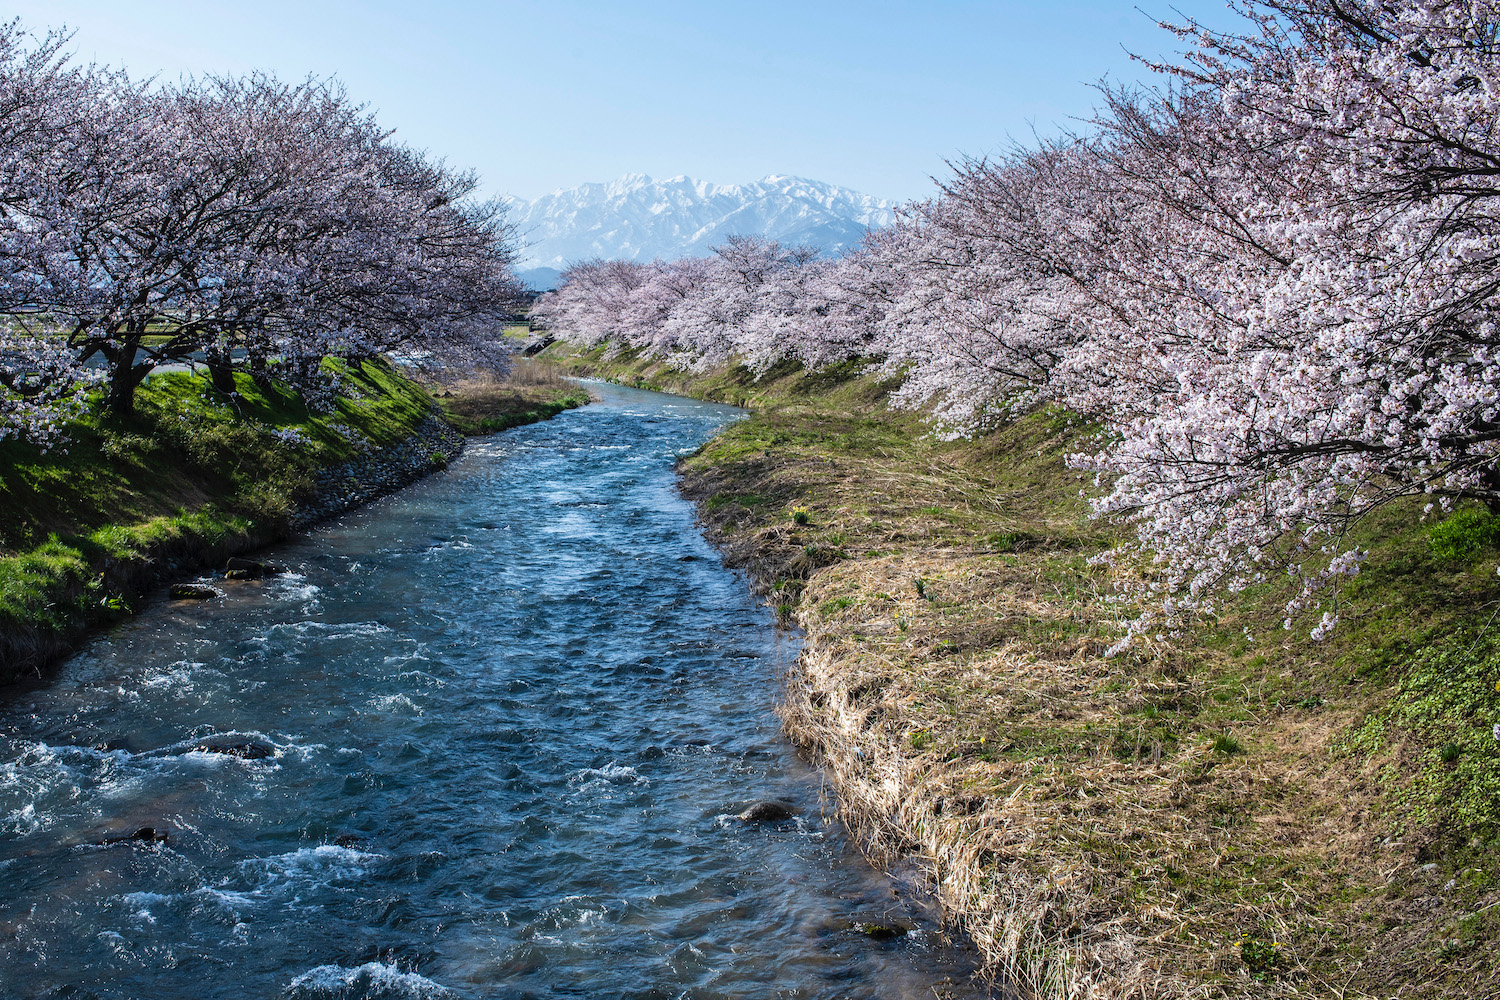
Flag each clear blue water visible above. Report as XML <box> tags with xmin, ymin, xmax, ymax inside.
<box><xmin>0</xmin><ymin>382</ymin><xmax>986</xmax><ymax>999</ymax></box>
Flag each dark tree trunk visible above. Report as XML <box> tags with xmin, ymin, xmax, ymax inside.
<box><xmin>105</xmin><ymin>363</ymin><xmax>150</xmax><ymax>418</ymax></box>
<box><xmin>1480</xmin><ymin>466</ymin><xmax>1500</xmax><ymax>514</ymax></box>
<box><xmin>102</xmin><ymin>335</ymin><xmax>149</xmax><ymax>419</ymax></box>
<box><xmin>249</xmin><ymin>352</ymin><xmax>276</xmax><ymax>393</ymax></box>
<box><xmin>206</xmin><ymin>346</ymin><xmax>237</xmax><ymax>395</ymax></box>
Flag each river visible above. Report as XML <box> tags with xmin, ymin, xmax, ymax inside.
<box><xmin>0</xmin><ymin>382</ymin><xmax>988</xmax><ymax>999</ymax></box>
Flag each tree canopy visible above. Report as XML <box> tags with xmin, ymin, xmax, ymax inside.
<box><xmin>534</xmin><ymin>0</ymin><xmax>1500</xmax><ymax>641</ymax></box>
<box><xmin>0</xmin><ymin>20</ymin><xmax>522</xmax><ymax>430</ymax></box>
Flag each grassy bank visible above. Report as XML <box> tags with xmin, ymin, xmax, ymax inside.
<box><xmin>435</xmin><ymin>357</ymin><xmax>591</xmax><ymax>435</ymax></box>
<box><xmin>545</xmin><ymin>342</ymin><xmax>1500</xmax><ymax>999</ymax></box>
<box><xmin>0</xmin><ymin>356</ymin><xmax>588</xmax><ymax>684</ymax></box>
<box><xmin>0</xmin><ymin>358</ymin><xmax>438</xmax><ymax>680</ymax></box>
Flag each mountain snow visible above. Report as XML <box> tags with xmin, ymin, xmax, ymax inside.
<box><xmin>504</xmin><ymin>173</ymin><xmax>896</xmax><ymax>289</ymax></box>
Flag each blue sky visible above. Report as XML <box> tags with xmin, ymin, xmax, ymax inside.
<box><xmin>10</xmin><ymin>1</ymin><xmax>1237</xmax><ymax>204</ymax></box>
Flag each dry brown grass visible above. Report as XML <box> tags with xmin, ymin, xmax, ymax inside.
<box><xmin>433</xmin><ymin>358</ymin><xmax>590</xmax><ymax>435</ymax></box>
<box><xmin>779</xmin><ymin>558</ymin><xmax>1399</xmax><ymax>999</ymax></box>
<box><xmin>548</xmin><ymin>343</ymin><xmax>1500</xmax><ymax>999</ymax></box>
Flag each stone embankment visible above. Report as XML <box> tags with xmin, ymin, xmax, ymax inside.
<box><xmin>291</xmin><ymin>415</ymin><xmax>464</xmax><ymax>529</ymax></box>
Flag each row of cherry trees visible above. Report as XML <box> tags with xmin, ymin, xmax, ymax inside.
<box><xmin>535</xmin><ymin>0</ymin><xmax>1500</xmax><ymax>639</ymax></box>
<box><xmin>0</xmin><ymin>21</ymin><xmax>522</xmax><ymax>446</ymax></box>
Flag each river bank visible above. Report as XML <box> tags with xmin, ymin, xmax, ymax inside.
<box><xmin>0</xmin><ymin>379</ymin><xmax>988</xmax><ymax>1000</ymax></box>
<box><xmin>544</xmin><ymin>342</ymin><xmax>1500</xmax><ymax>999</ymax></box>
<box><xmin>0</xmin><ymin>357</ymin><xmax>588</xmax><ymax>684</ymax></box>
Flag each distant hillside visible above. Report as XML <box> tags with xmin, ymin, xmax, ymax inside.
<box><xmin>505</xmin><ymin>174</ymin><xmax>896</xmax><ymax>289</ymax></box>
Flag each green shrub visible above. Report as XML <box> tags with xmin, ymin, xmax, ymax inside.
<box><xmin>1213</xmin><ymin>733</ymin><xmax>1245</xmax><ymax>755</ymax></box>
<box><xmin>1240</xmin><ymin>934</ymin><xmax>1283</xmax><ymax>978</ymax></box>
<box><xmin>1350</xmin><ymin>636</ymin><xmax>1500</xmax><ymax>842</ymax></box>
<box><xmin>1429</xmin><ymin>507</ymin><xmax>1500</xmax><ymax>562</ymax></box>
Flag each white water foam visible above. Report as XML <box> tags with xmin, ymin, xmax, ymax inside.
<box><xmin>285</xmin><ymin>962</ymin><xmax>455</xmax><ymax>999</ymax></box>
<box><xmin>266</xmin><ymin>571</ymin><xmax>321</xmax><ymax>603</ymax></box>
<box><xmin>567</xmin><ymin>762</ymin><xmax>648</xmax><ymax>790</ymax></box>
<box><xmin>0</xmin><ymin>741</ymin><xmax>136</xmax><ymax>835</ymax></box>
<box><xmin>241</xmin><ymin>844</ymin><xmax>384</xmax><ymax>896</ymax></box>
<box><xmin>533</xmin><ymin>893</ymin><xmax>635</xmax><ymax>933</ymax></box>
<box><xmin>366</xmin><ymin>693</ymin><xmax>423</xmax><ymax>715</ymax></box>
<box><xmin>122</xmin><ymin>890</ymin><xmax>170</xmax><ymax>925</ymax></box>
<box><xmin>191</xmin><ymin>886</ymin><xmax>260</xmax><ymax>919</ymax></box>
<box><xmin>141</xmin><ymin>660</ymin><xmax>213</xmax><ymax>691</ymax></box>
<box><xmin>394</xmin><ymin>668</ymin><xmax>444</xmax><ymax>688</ymax></box>
<box><xmin>262</xmin><ymin>620</ymin><xmax>390</xmax><ymax>642</ymax></box>
<box><xmin>423</xmin><ymin>538</ymin><xmax>474</xmax><ymax>555</ymax></box>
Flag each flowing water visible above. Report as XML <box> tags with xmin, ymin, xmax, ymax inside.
<box><xmin>0</xmin><ymin>382</ymin><xmax>989</xmax><ymax>1000</ymax></box>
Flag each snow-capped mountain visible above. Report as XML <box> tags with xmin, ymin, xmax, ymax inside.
<box><xmin>504</xmin><ymin>174</ymin><xmax>896</xmax><ymax>289</ymax></box>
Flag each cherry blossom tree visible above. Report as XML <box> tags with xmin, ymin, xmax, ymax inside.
<box><xmin>0</xmin><ymin>21</ymin><xmax>112</xmax><ymax>442</ymax></box>
<box><xmin>532</xmin><ymin>0</ymin><xmax>1500</xmax><ymax>640</ymax></box>
<box><xmin>869</xmin><ymin>144</ymin><xmax>1106</xmax><ymax>437</ymax></box>
<box><xmin>0</xmin><ymin>16</ymin><xmax>525</xmax><ymax>441</ymax></box>
<box><xmin>47</xmin><ymin>75</ymin><xmax>523</xmax><ymax>415</ymax></box>
<box><xmin>535</xmin><ymin>237</ymin><xmax>862</xmax><ymax>375</ymax></box>
<box><xmin>1055</xmin><ymin>1</ymin><xmax>1500</xmax><ymax>639</ymax></box>
<box><xmin>273</xmin><ymin>131</ymin><xmax>523</xmax><ymax>396</ymax></box>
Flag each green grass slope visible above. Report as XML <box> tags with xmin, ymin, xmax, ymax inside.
<box><xmin>0</xmin><ymin>358</ymin><xmax>438</xmax><ymax>680</ymax></box>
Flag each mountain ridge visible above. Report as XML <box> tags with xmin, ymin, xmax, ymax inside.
<box><xmin>504</xmin><ymin>173</ymin><xmax>896</xmax><ymax>289</ymax></box>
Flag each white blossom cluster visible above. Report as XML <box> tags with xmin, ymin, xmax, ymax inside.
<box><xmin>535</xmin><ymin>0</ymin><xmax>1500</xmax><ymax>640</ymax></box>
<box><xmin>0</xmin><ymin>21</ymin><xmax>523</xmax><ymax>443</ymax></box>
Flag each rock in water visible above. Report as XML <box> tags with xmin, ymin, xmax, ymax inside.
<box><xmin>101</xmin><ymin>827</ymin><xmax>167</xmax><ymax>845</ymax></box>
<box><xmin>736</xmin><ymin>800</ymin><xmax>799</xmax><ymax>822</ymax></box>
<box><xmin>857</xmin><ymin>922</ymin><xmax>908</xmax><ymax>941</ymax></box>
<box><xmin>192</xmin><ymin>741</ymin><xmax>274</xmax><ymax>760</ymax></box>
<box><xmin>169</xmin><ymin>583</ymin><xmax>219</xmax><ymax>600</ymax></box>
<box><xmin>223</xmin><ymin>557</ymin><xmax>285</xmax><ymax>580</ymax></box>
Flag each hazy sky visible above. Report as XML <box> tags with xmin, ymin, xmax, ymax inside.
<box><xmin>9</xmin><ymin>1</ymin><xmax>1237</xmax><ymax>204</ymax></box>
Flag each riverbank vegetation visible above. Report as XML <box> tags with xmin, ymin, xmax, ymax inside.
<box><xmin>436</xmin><ymin>355</ymin><xmax>592</xmax><ymax>435</ymax></box>
<box><xmin>0</xmin><ymin>20</ymin><xmax>522</xmax><ymax>442</ymax></box>
<box><xmin>548</xmin><ymin>341</ymin><xmax>1500</xmax><ymax>997</ymax></box>
<box><xmin>534</xmin><ymin>2</ymin><xmax>1500</xmax><ymax>994</ymax></box>
<box><xmin>0</xmin><ymin>19</ymin><xmax>545</xmax><ymax>680</ymax></box>
<box><xmin>0</xmin><ymin>358</ymin><xmax>436</xmax><ymax>677</ymax></box>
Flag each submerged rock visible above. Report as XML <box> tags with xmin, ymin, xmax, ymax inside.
<box><xmin>100</xmin><ymin>826</ymin><xmax>167</xmax><ymax>845</ymax></box>
<box><xmin>223</xmin><ymin>557</ymin><xmax>285</xmax><ymax>580</ymax></box>
<box><xmin>169</xmin><ymin>583</ymin><xmax>219</xmax><ymax>600</ymax></box>
<box><xmin>856</xmin><ymin>921</ymin><xmax>909</xmax><ymax>941</ymax></box>
<box><xmin>736</xmin><ymin>800</ymin><xmax>799</xmax><ymax>823</ymax></box>
<box><xmin>192</xmin><ymin>740</ymin><xmax>274</xmax><ymax>760</ymax></box>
